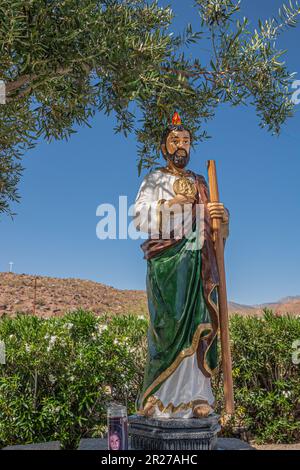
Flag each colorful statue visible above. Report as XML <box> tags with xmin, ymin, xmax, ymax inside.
<box><xmin>134</xmin><ymin>112</ymin><xmax>230</xmax><ymax>419</ymax></box>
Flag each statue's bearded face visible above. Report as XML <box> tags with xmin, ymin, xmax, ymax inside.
<box><xmin>162</xmin><ymin>130</ymin><xmax>191</xmax><ymax>169</ymax></box>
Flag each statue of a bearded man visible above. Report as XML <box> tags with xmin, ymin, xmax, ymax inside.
<box><xmin>134</xmin><ymin>113</ymin><xmax>229</xmax><ymax>419</ymax></box>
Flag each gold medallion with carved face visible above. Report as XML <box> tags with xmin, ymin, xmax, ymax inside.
<box><xmin>173</xmin><ymin>176</ymin><xmax>197</xmax><ymax>199</ymax></box>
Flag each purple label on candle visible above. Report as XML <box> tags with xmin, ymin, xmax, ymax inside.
<box><xmin>108</xmin><ymin>416</ymin><xmax>128</xmax><ymax>450</ymax></box>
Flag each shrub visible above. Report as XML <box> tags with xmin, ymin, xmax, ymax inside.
<box><xmin>0</xmin><ymin>310</ymin><xmax>147</xmax><ymax>449</ymax></box>
<box><xmin>0</xmin><ymin>309</ymin><xmax>299</xmax><ymax>447</ymax></box>
<box><xmin>214</xmin><ymin>310</ymin><xmax>300</xmax><ymax>443</ymax></box>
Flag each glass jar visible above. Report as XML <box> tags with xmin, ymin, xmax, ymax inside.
<box><xmin>107</xmin><ymin>403</ymin><xmax>128</xmax><ymax>450</ymax></box>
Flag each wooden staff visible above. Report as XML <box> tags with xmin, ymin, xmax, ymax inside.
<box><xmin>207</xmin><ymin>160</ymin><xmax>234</xmax><ymax>415</ymax></box>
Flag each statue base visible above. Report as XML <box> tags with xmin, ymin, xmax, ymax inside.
<box><xmin>129</xmin><ymin>413</ymin><xmax>221</xmax><ymax>451</ymax></box>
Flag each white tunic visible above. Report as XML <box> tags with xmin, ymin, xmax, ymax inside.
<box><xmin>134</xmin><ymin>169</ymin><xmax>214</xmax><ymax>418</ymax></box>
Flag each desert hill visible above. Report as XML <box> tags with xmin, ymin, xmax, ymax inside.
<box><xmin>0</xmin><ymin>272</ymin><xmax>299</xmax><ymax>317</ymax></box>
<box><xmin>0</xmin><ymin>272</ymin><xmax>147</xmax><ymax>318</ymax></box>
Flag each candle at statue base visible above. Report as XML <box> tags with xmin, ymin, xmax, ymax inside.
<box><xmin>107</xmin><ymin>403</ymin><xmax>128</xmax><ymax>450</ymax></box>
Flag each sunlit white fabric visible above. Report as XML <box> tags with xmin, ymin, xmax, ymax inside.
<box><xmin>151</xmin><ymin>352</ymin><xmax>214</xmax><ymax>418</ymax></box>
<box><xmin>134</xmin><ymin>169</ymin><xmax>195</xmax><ymax>238</ymax></box>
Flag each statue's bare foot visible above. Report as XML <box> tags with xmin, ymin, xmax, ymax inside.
<box><xmin>143</xmin><ymin>404</ymin><xmax>155</xmax><ymax>417</ymax></box>
<box><xmin>192</xmin><ymin>403</ymin><xmax>213</xmax><ymax>418</ymax></box>
<box><xmin>143</xmin><ymin>397</ymin><xmax>156</xmax><ymax>418</ymax></box>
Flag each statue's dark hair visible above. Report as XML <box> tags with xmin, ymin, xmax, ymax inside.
<box><xmin>160</xmin><ymin>125</ymin><xmax>192</xmax><ymax>148</ymax></box>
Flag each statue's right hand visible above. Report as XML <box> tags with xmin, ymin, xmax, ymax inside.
<box><xmin>167</xmin><ymin>194</ymin><xmax>195</xmax><ymax>207</ymax></box>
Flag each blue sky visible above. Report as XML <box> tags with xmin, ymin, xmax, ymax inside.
<box><xmin>0</xmin><ymin>0</ymin><xmax>299</xmax><ymax>305</ymax></box>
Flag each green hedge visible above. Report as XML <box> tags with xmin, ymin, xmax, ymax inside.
<box><xmin>216</xmin><ymin>310</ymin><xmax>300</xmax><ymax>443</ymax></box>
<box><xmin>0</xmin><ymin>310</ymin><xmax>148</xmax><ymax>449</ymax></box>
<box><xmin>0</xmin><ymin>309</ymin><xmax>299</xmax><ymax>448</ymax></box>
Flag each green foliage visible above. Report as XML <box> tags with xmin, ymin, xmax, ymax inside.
<box><xmin>214</xmin><ymin>309</ymin><xmax>300</xmax><ymax>443</ymax></box>
<box><xmin>0</xmin><ymin>0</ymin><xmax>300</xmax><ymax>215</ymax></box>
<box><xmin>0</xmin><ymin>154</ymin><xmax>22</xmax><ymax>216</ymax></box>
<box><xmin>0</xmin><ymin>310</ymin><xmax>148</xmax><ymax>449</ymax></box>
<box><xmin>0</xmin><ymin>309</ymin><xmax>299</xmax><ymax>447</ymax></box>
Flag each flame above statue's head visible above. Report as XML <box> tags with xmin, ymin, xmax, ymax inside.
<box><xmin>172</xmin><ymin>111</ymin><xmax>182</xmax><ymax>126</ymax></box>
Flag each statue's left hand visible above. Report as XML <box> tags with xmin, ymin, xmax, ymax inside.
<box><xmin>207</xmin><ymin>202</ymin><xmax>228</xmax><ymax>222</ymax></box>
<box><xmin>207</xmin><ymin>202</ymin><xmax>230</xmax><ymax>240</ymax></box>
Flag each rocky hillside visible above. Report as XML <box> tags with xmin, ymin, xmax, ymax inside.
<box><xmin>0</xmin><ymin>272</ymin><xmax>299</xmax><ymax>317</ymax></box>
<box><xmin>228</xmin><ymin>296</ymin><xmax>300</xmax><ymax>316</ymax></box>
<box><xmin>0</xmin><ymin>272</ymin><xmax>147</xmax><ymax>318</ymax></box>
